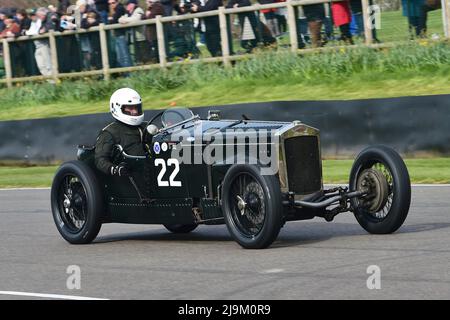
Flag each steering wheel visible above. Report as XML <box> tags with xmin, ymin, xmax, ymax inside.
<box><xmin>143</xmin><ymin>108</ymin><xmax>194</xmax><ymax>146</ymax></box>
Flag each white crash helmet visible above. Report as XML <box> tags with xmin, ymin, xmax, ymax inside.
<box><xmin>110</xmin><ymin>88</ymin><xmax>144</xmax><ymax>126</ymax></box>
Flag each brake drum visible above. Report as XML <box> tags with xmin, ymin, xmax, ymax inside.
<box><xmin>357</xmin><ymin>168</ymin><xmax>389</xmax><ymax>214</ymax></box>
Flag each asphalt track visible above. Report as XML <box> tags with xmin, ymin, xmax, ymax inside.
<box><xmin>0</xmin><ymin>187</ymin><xmax>449</xmax><ymax>300</ymax></box>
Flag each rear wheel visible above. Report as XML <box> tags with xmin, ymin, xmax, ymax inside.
<box><xmin>350</xmin><ymin>145</ymin><xmax>411</xmax><ymax>234</ymax></box>
<box><xmin>222</xmin><ymin>165</ymin><xmax>283</xmax><ymax>249</ymax></box>
<box><xmin>51</xmin><ymin>161</ymin><xmax>103</xmax><ymax>244</ymax></box>
<box><xmin>164</xmin><ymin>224</ymin><xmax>198</xmax><ymax>234</ymax></box>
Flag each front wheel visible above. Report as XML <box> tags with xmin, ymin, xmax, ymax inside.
<box><xmin>350</xmin><ymin>145</ymin><xmax>411</xmax><ymax>234</ymax></box>
<box><xmin>51</xmin><ymin>161</ymin><xmax>103</xmax><ymax>244</ymax></box>
<box><xmin>221</xmin><ymin>165</ymin><xmax>283</xmax><ymax>249</ymax></box>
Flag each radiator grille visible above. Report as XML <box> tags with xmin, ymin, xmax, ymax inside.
<box><xmin>284</xmin><ymin>136</ymin><xmax>322</xmax><ymax>194</ymax></box>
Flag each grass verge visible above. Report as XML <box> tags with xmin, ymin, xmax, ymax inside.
<box><xmin>1</xmin><ymin>41</ymin><xmax>450</xmax><ymax>121</ymax></box>
<box><xmin>323</xmin><ymin>158</ymin><xmax>450</xmax><ymax>184</ymax></box>
<box><xmin>1</xmin><ymin>158</ymin><xmax>449</xmax><ymax>188</ymax></box>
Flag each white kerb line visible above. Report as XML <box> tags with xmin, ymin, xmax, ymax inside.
<box><xmin>0</xmin><ymin>291</ymin><xmax>109</xmax><ymax>300</ymax></box>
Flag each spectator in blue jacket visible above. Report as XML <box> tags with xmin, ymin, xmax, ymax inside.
<box><xmin>108</xmin><ymin>0</ymin><xmax>132</xmax><ymax>68</ymax></box>
<box><xmin>402</xmin><ymin>0</ymin><xmax>427</xmax><ymax>38</ymax></box>
<box><xmin>0</xmin><ymin>10</ymin><xmax>8</xmax><ymax>33</ymax></box>
<box><xmin>95</xmin><ymin>0</ymin><xmax>110</xmax><ymax>24</ymax></box>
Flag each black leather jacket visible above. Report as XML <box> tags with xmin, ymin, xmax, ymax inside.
<box><xmin>94</xmin><ymin>121</ymin><xmax>146</xmax><ymax>175</ymax></box>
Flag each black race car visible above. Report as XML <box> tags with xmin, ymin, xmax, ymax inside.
<box><xmin>51</xmin><ymin>108</ymin><xmax>411</xmax><ymax>249</ymax></box>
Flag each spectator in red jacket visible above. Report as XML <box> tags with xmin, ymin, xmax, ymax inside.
<box><xmin>0</xmin><ymin>16</ymin><xmax>21</xmax><ymax>39</ymax></box>
<box><xmin>331</xmin><ymin>0</ymin><xmax>353</xmax><ymax>45</ymax></box>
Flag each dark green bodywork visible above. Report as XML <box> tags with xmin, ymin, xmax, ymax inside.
<box><xmin>78</xmin><ymin>116</ymin><xmax>320</xmax><ymax>225</ymax></box>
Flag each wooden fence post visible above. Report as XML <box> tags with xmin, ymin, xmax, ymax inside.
<box><xmin>1</xmin><ymin>39</ymin><xmax>13</xmax><ymax>88</ymax></box>
<box><xmin>99</xmin><ymin>24</ymin><xmax>111</xmax><ymax>81</ymax></box>
<box><xmin>48</xmin><ymin>31</ymin><xmax>59</xmax><ymax>83</ymax></box>
<box><xmin>447</xmin><ymin>0</ymin><xmax>450</xmax><ymax>37</ymax></box>
<box><xmin>442</xmin><ymin>0</ymin><xmax>450</xmax><ymax>38</ymax></box>
<box><xmin>156</xmin><ymin>16</ymin><xmax>167</xmax><ymax>68</ymax></box>
<box><xmin>362</xmin><ymin>0</ymin><xmax>373</xmax><ymax>45</ymax></box>
<box><xmin>287</xmin><ymin>0</ymin><xmax>298</xmax><ymax>53</ymax></box>
<box><xmin>218</xmin><ymin>7</ymin><xmax>231</xmax><ymax>67</ymax></box>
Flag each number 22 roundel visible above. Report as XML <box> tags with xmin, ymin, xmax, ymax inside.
<box><xmin>155</xmin><ymin>158</ymin><xmax>182</xmax><ymax>187</ymax></box>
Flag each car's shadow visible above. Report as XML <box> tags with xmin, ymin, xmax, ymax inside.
<box><xmin>95</xmin><ymin>227</ymin><xmax>232</xmax><ymax>244</ymax></box>
<box><xmin>271</xmin><ymin>222</ymin><xmax>450</xmax><ymax>248</ymax></box>
<box><xmin>94</xmin><ymin>222</ymin><xmax>450</xmax><ymax>248</ymax></box>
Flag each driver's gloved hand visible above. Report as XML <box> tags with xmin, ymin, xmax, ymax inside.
<box><xmin>111</xmin><ymin>163</ymin><xmax>130</xmax><ymax>177</ymax></box>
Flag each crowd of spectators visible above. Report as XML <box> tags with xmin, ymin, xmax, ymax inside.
<box><xmin>0</xmin><ymin>0</ymin><xmax>436</xmax><ymax>79</ymax></box>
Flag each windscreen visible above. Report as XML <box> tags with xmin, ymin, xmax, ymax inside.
<box><xmin>161</xmin><ymin>107</ymin><xmax>194</xmax><ymax>127</ymax></box>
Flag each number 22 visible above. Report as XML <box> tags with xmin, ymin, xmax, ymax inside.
<box><xmin>155</xmin><ymin>158</ymin><xmax>182</xmax><ymax>187</ymax></box>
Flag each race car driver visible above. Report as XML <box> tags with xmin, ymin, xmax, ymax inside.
<box><xmin>95</xmin><ymin>88</ymin><xmax>146</xmax><ymax>177</ymax></box>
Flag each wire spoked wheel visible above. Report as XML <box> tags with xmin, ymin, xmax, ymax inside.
<box><xmin>350</xmin><ymin>146</ymin><xmax>411</xmax><ymax>234</ymax></box>
<box><xmin>51</xmin><ymin>161</ymin><xmax>103</xmax><ymax>244</ymax></box>
<box><xmin>58</xmin><ymin>175</ymin><xmax>88</xmax><ymax>233</ymax></box>
<box><xmin>229</xmin><ymin>173</ymin><xmax>266</xmax><ymax>238</ymax></box>
<box><xmin>222</xmin><ymin>165</ymin><xmax>283</xmax><ymax>249</ymax></box>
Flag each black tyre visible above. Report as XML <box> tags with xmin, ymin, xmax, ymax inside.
<box><xmin>350</xmin><ymin>145</ymin><xmax>411</xmax><ymax>234</ymax></box>
<box><xmin>164</xmin><ymin>224</ymin><xmax>198</xmax><ymax>234</ymax></box>
<box><xmin>222</xmin><ymin>165</ymin><xmax>283</xmax><ymax>249</ymax></box>
<box><xmin>51</xmin><ymin>161</ymin><xmax>103</xmax><ymax>244</ymax></box>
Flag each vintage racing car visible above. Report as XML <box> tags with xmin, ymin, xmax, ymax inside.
<box><xmin>51</xmin><ymin>108</ymin><xmax>411</xmax><ymax>249</ymax></box>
